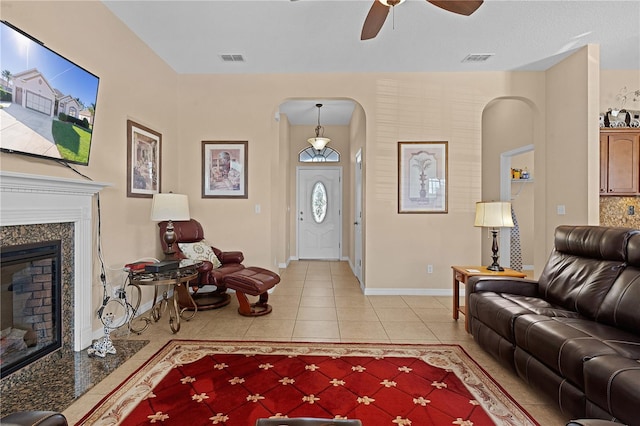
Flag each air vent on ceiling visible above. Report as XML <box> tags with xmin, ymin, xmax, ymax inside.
<box><xmin>220</xmin><ymin>54</ymin><xmax>245</xmax><ymax>62</ymax></box>
<box><xmin>462</xmin><ymin>54</ymin><xmax>494</xmax><ymax>63</ymax></box>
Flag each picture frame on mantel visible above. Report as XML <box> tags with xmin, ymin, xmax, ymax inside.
<box><xmin>126</xmin><ymin>120</ymin><xmax>161</xmax><ymax>198</ymax></box>
<box><xmin>201</xmin><ymin>141</ymin><xmax>248</xmax><ymax>199</ymax></box>
<box><xmin>398</xmin><ymin>141</ymin><xmax>448</xmax><ymax>214</ymax></box>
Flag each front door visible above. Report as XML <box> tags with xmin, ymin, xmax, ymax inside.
<box><xmin>297</xmin><ymin>167</ymin><xmax>342</xmax><ymax>260</ymax></box>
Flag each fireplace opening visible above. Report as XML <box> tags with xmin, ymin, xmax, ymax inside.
<box><xmin>1</xmin><ymin>241</ymin><xmax>62</xmax><ymax>378</ymax></box>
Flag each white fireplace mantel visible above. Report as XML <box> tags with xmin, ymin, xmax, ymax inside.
<box><xmin>0</xmin><ymin>171</ymin><xmax>112</xmax><ymax>351</ymax></box>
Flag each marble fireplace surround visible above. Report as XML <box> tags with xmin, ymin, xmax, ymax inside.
<box><xmin>0</xmin><ymin>171</ymin><xmax>110</xmax><ymax>352</ymax></box>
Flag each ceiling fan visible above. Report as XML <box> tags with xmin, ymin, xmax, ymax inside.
<box><xmin>361</xmin><ymin>0</ymin><xmax>484</xmax><ymax>40</ymax></box>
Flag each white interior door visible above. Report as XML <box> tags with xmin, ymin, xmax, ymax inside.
<box><xmin>297</xmin><ymin>167</ymin><xmax>342</xmax><ymax>260</ymax></box>
<box><xmin>354</xmin><ymin>150</ymin><xmax>363</xmax><ymax>283</ymax></box>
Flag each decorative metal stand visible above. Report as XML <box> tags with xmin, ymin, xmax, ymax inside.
<box><xmin>88</xmin><ymin>313</ymin><xmax>117</xmax><ymax>357</ymax></box>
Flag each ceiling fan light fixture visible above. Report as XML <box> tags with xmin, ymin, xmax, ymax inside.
<box><xmin>378</xmin><ymin>0</ymin><xmax>405</xmax><ymax>6</ymax></box>
<box><xmin>308</xmin><ymin>104</ymin><xmax>331</xmax><ymax>151</ymax></box>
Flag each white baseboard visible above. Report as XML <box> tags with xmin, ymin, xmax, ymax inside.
<box><xmin>278</xmin><ymin>259</ymin><xmax>290</xmax><ymax>269</ymax></box>
<box><xmin>363</xmin><ymin>288</ymin><xmax>454</xmax><ymax>296</ymax></box>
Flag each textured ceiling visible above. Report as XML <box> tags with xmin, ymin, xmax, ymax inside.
<box><xmin>103</xmin><ymin>0</ymin><xmax>640</xmax><ymax>124</ymax></box>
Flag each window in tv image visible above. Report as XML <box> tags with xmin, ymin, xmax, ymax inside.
<box><xmin>0</xmin><ymin>21</ymin><xmax>100</xmax><ymax>166</ymax></box>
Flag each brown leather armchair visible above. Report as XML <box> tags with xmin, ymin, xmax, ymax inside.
<box><xmin>158</xmin><ymin>219</ymin><xmax>245</xmax><ymax>310</ymax></box>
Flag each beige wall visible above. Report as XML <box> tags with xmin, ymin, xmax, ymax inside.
<box><xmin>543</xmin><ymin>45</ymin><xmax>600</xmax><ymax>264</ymax></box>
<box><xmin>600</xmin><ymin>70</ymin><xmax>640</xmax><ymax>113</ymax></box>
<box><xmin>0</xmin><ymin>1</ymin><xmax>179</xmax><ymax>332</ymax></box>
<box><xmin>348</xmin><ymin>103</ymin><xmax>367</xmax><ymax>279</ymax></box>
<box><xmin>1</xmin><ymin>1</ymin><xmax>630</xmax><ymax>340</ymax></box>
<box><xmin>275</xmin><ymin>113</ymin><xmax>291</xmax><ymax>267</ymax></box>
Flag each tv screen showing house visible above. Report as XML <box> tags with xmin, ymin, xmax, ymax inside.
<box><xmin>0</xmin><ymin>20</ymin><xmax>100</xmax><ymax>166</ymax></box>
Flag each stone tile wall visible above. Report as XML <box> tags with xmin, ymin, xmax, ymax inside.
<box><xmin>600</xmin><ymin>196</ymin><xmax>640</xmax><ymax>228</ymax></box>
<box><xmin>0</xmin><ymin>223</ymin><xmax>74</xmax><ymax>393</ymax></box>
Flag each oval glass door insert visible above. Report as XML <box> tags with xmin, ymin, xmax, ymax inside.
<box><xmin>312</xmin><ymin>181</ymin><xmax>328</xmax><ymax>223</ymax></box>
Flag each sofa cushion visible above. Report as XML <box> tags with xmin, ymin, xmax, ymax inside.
<box><xmin>514</xmin><ymin>315</ymin><xmax>640</xmax><ymax>388</ymax></box>
<box><xmin>596</xmin><ymin>265</ymin><xmax>640</xmax><ymax>335</ymax></box>
<box><xmin>501</xmin><ymin>294</ymin><xmax>581</xmax><ymax>318</ymax></box>
<box><xmin>536</xmin><ymin>256</ymin><xmax>624</xmax><ymax>319</ymax></box>
<box><xmin>536</xmin><ymin>226</ymin><xmax>628</xmax><ymax>319</ymax></box>
<box><xmin>468</xmin><ymin>292</ymin><xmax>533</xmax><ymax>341</ymax></box>
<box><xmin>551</xmin><ymin>226</ymin><xmax>629</xmax><ymax>261</ymax></box>
<box><xmin>583</xmin><ymin>355</ymin><xmax>640</xmax><ymax>426</ymax></box>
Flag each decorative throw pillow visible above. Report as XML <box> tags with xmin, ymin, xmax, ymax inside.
<box><xmin>178</xmin><ymin>241</ymin><xmax>222</xmax><ymax>268</ymax></box>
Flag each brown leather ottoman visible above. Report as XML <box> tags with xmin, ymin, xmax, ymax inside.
<box><xmin>225</xmin><ymin>267</ymin><xmax>280</xmax><ymax>316</ymax></box>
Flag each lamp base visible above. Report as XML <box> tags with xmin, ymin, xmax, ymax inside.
<box><xmin>163</xmin><ymin>220</ymin><xmax>177</xmax><ymax>257</ymax></box>
<box><xmin>487</xmin><ymin>229</ymin><xmax>504</xmax><ymax>271</ymax></box>
<box><xmin>486</xmin><ymin>263</ymin><xmax>504</xmax><ymax>272</ymax></box>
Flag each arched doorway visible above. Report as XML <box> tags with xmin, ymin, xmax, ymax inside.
<box><xmin>482</xmin><ymin>98</ymin><xmax>535</xmax><ymax>273</ymax></box>
<box><xmin>277</xmin><ymin>99</ymin><xmax>366</xmax><ymax>281</ymax></box>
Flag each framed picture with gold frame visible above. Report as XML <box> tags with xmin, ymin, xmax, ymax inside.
<box><xmin>398</xmin><ymin>141</ymin><xmax>448</xmax><ymax>213</ymax></box>
<box><xmin>201</xmin><ymin>141</ymin><xmax>248</xmax><ymax>199</ymax></box>
<box><xmin>126</xmin><ymin>120</ymin><xmax>161</xmax><ymax>198</ymax></box>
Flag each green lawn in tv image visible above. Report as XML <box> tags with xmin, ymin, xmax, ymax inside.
<box><xmin>52</xmin><ymin>120</ymin><xmax>91</xmax><ymax>163</ymax></box>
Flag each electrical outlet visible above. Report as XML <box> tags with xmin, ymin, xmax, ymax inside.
<box><xmin>427</xmin><ymin>265</ymin><xmax>433</xmax><ymax>274</ymax></box>
<box><xmin>628</xmin><ymin>206</ymin><xmax>635</xmax><ymax>215</ymax></box>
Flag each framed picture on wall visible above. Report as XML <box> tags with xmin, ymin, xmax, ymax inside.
<box><xmin>398</xmin><ymin>141</ymin><xmax>448</xmax><ymax>214</ymax></box>
<box><xmin>201</xmin><ymin>141</ymin><xmax>248</xmax><ymax>198</ymax></box>
<box><xmin>126</xmin><ymin>120</ymin><xmax>161</xmax><ymax>198</ymax></box>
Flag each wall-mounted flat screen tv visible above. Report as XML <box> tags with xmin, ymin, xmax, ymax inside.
<box><xmin>0</xmin><ymin>21</ymin><xmax>100</xmax><ymax>166</ymax></box>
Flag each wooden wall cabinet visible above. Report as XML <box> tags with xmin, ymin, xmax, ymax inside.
<box><xmin>600</xmin><ymin>129</ymin><xmax>640</xmax><ymax>195</ymax></box>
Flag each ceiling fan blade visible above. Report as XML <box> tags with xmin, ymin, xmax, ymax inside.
<box><xmin>361</xmin><ymin>1</ymin><xmax>390</xmax><ymax>40</ymax></box>
<box><xmin>427</xmin><ymin>0</ymin><xmax>483</xmax><ymax>16</ymax></box>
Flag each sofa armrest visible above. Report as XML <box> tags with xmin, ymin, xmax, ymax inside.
<box><xmin>212</xmin><ymin>247</ymin><xmax>244</xmax><ymax>265</ymax></box>
<box><xmin>466</xmin><ymin>276</ymin><xmax>539</xmax><ymax>298</ymax></box>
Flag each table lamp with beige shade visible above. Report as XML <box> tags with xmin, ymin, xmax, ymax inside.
<box><xmin>474</xmin><ymin>201</ymin><xmax>514</xmax><ymax>271</ymax></box>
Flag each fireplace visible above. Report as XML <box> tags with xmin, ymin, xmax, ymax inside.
<box><xmin>0</xmin><ymin>171</ymin><xmax>110</xmax><ymax>380</ymax></box>
<box><xmin>1</xmin><ymin>241</ymin><xmax>63</xmax><ymax>378</ymax></box>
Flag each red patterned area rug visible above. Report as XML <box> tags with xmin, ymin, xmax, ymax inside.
<box><xmin>76</xmin><ymin>340</ymin><xmax>538</xmax><ymax>426</ymax></box>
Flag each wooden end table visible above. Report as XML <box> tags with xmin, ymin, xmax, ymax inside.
<box><xmin>451</xmin><ymin>265</ymin><xmax>527</xmax><ymax>332</ymax></box>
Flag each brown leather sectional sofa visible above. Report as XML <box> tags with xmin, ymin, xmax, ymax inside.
<box><xmin>466</xmin><ymin>225</ymin><xmax>640</xmax><ymax>425</ymax></box>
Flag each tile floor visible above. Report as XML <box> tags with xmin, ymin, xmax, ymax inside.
<box><xmin>62</xmin><ymin>260</ymin><xmax>570</xmax><ymax>425</ymax></box>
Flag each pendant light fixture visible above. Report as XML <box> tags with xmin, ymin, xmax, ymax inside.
<box><xmin>308</xmin><ymin>103</ymin><xmax>331</xmax><ymax>151</ymax></box>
